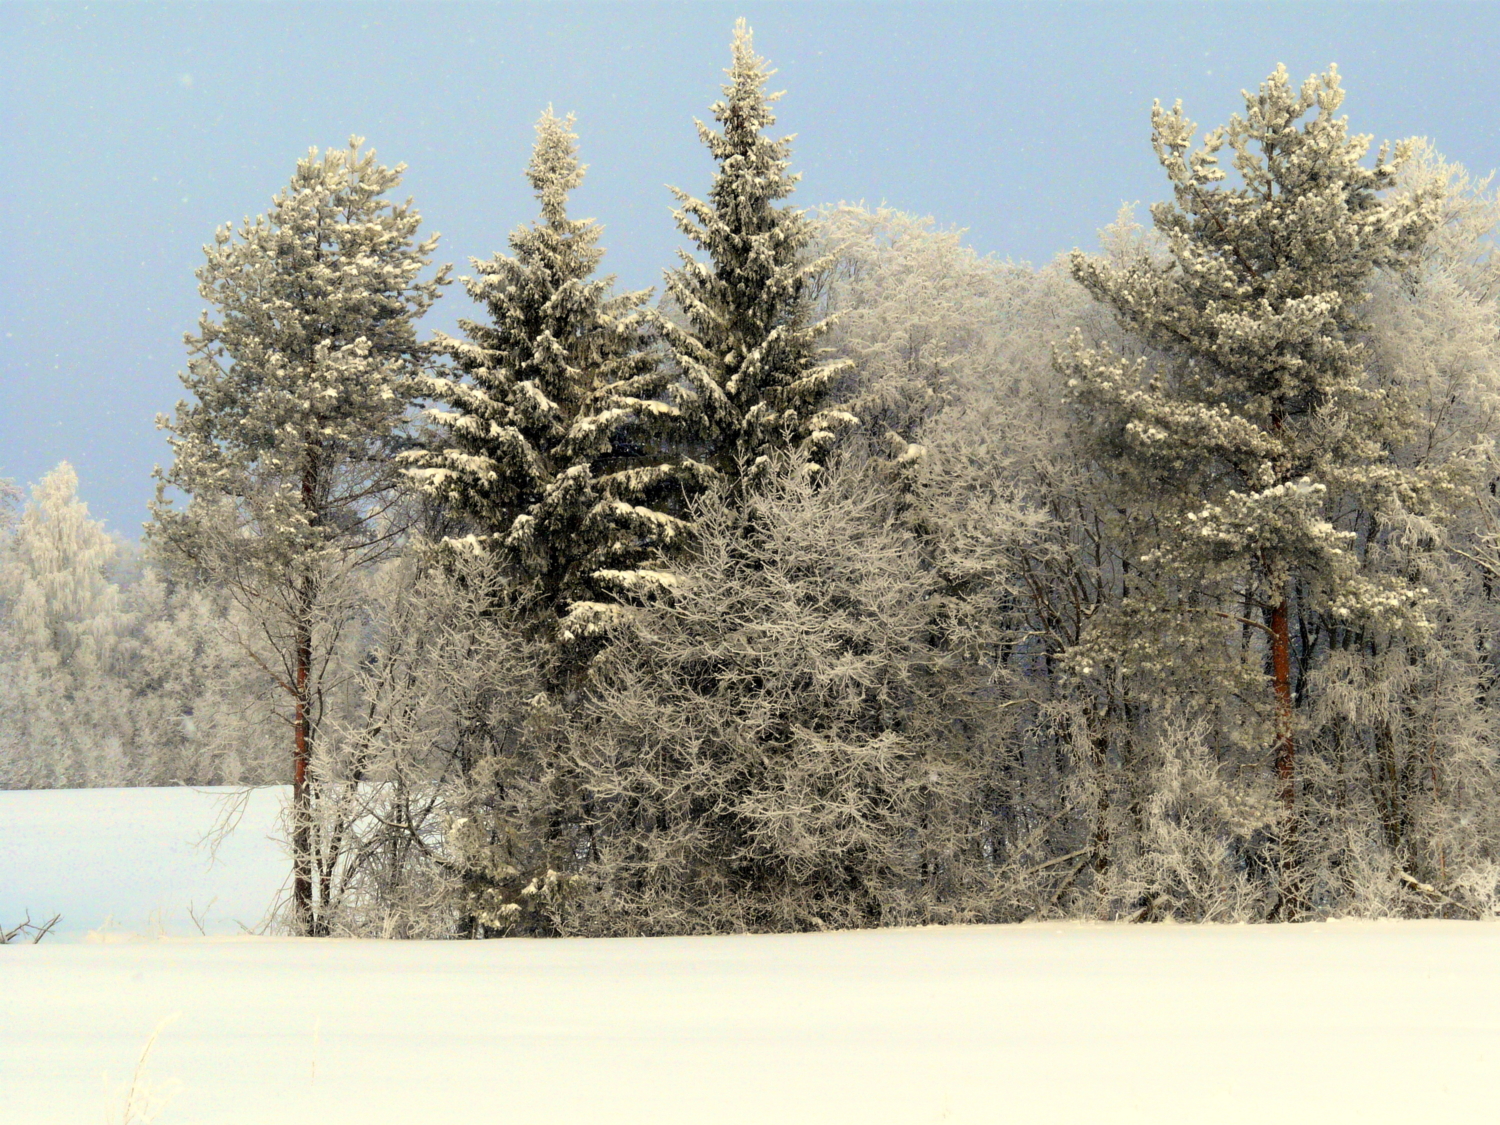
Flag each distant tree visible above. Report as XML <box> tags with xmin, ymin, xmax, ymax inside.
<box><xmin>655</xmin><ymin>19</ymin><xmax>854</xmax><ymax>495</ymax></box>
<box><xmin>149</xmin><ymin>138</ymin><xmax>447</xmax><ymax>935</ymax></box>
<box><xmin>0</xmin><ymin>479</ymin><xmax>19</xmax><ymax>529</ymax></box>
<box><xmin>0</xmin><ymin>463</ymin><xmax>130</xmax><ymax>787</ymax></box>
<box><xmin>0</xmin><ymin>464</ymin><xmax>280</xmax><ymax>791</ymax></box>
<box><xmin>6</xmin><ymin>463</ymin><xmax>124</xmax><ymax>677</ymax></box>
<box><xmin>403</xmin><ymin>109</ymin><xmax>688</xmax><ymax>678</ymax></box>
<box><xmin>1060</xmin><ymin>65</ymin><xmax>1442</xmax><ymax>914</ymax></box>
<box><xmin>123</xmin><ymin>566</ymin><xmax>282</xmax><ymax>788</ymax></box>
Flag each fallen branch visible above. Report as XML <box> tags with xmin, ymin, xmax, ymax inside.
<box><xmin>1</xmin><ymin>911</ymin><xmax>62</xmax><ymax>944</ymax></box>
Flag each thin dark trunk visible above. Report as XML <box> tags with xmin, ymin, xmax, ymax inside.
<box><xmin>293</xmin><ymin>454</ymin><xmax>321</xmax><ymax>936</ymax></box>
<box><xmin>1270</xmin><ymin>584</ymin><xmax>1303</xmax><ymax>917</ymax></box>
<box><xmin>293</xmin><ymin>594</ymin><xmax>316</xmax><ymax>935</ymax></box>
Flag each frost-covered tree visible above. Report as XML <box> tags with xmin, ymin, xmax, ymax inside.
<box><xmin>123</xmin><ymin>568</ymin><xmax>283</xmax><ymax>788</ymax></box>
<box><xmin>403</xmin><ymin>110</ymin><xmax>687</xmax><ymax>669</ymax></box>
<box><xmin>1060</xmin><ymin>65</ymin><xmax>1442</xmax><ymax>913</ymax></box>
<box><xmin>0</xmin><ymin>463</ymin><xmax>130</xmax><ymax>787</ymax></box>
<box><xmin>1294</xmin><ymin>140</ymin><xmax>1500</xmax><ymax>918</ymax></box>
<box><xmin>552</xmin><ymin>453</ymin><xmax>1001</xmax><ymax>935</ymax></box>
<box><xmin>0</xmin><ymin>464</ymin><xmax>279</xmax><ymax>790</ymax></box>
<box><xmin>149</xmin><ymin>138</ymin><xmax>446</xmax><ymax>934</ymax></box>
<box><xmin>656</xmin><ymin>20</ymin><xmax>854</xmax><ymax>492</ymax></box>
<box><xmin>809</xmin><ymin>205</ymin><xmax>1034</xmax><ymax>452</ymax></box>
<box><xmin>7</xmin><ymin>463</ymin><xmax>124</xmax><ymax>676</ymax></box>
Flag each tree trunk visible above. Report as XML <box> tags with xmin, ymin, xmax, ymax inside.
<box><xmin>1269</xmin><ymin>582</ymin><xmax>1303</xmax><ymax>917</ymax></box>
<box><xmin>293</xmin><ymin>452</ymin><xmax>321</xmax><ymax>936</ymax></box>
<box><xmin>292</xmin><ymin>601</ymin><xmax>316</xmax><ymax>935</ymax></box>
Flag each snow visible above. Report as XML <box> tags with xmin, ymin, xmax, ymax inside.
<box><xmin>4</xmin><ymin>788</ymin><xmax>1500</xmax><ymax>1123</ymax></box>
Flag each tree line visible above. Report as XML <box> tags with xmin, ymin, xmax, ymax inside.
<box><xmin>5</xmin><ymin>25</ymin><xmax>1500</xmax><ymax>934</ymax></box>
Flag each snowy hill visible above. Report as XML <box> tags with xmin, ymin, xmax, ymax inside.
<box><xmin>3</xmin><ymin>787</ymin><xmax>1499</xmax><ymax>1123</ymax></box>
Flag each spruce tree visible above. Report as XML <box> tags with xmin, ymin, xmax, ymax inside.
<box><xmin>149</xmin><ymin>139</ymin><xmax>446</xmax><ymax>934</ymax></box>
<box><xmin>404</xmin><ymin>109</ymin><xmax>689</xmax><ymax>672</ymax></box>
<box><xmin>1059</xmin><ymin>66</ymin><xmax>1442</xmax><ymax>913</ymax></box>
<box><xmin>656</xmin><ymin>20</ymin><xmax>854</xmax><ymax>492</ymax></box>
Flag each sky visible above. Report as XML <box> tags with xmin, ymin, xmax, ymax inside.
<box><xmin>2</xmin><ymin>1</ymin><xmax>1498</xmax><ymax>538</ymax></box>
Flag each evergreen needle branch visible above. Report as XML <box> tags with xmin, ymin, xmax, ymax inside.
<box><xmin>1187</xmin><ymin>181</ymin><xmax>1264</xmax><ymax>283</ymax></box>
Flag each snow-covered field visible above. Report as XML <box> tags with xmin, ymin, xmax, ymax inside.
<box><xmin>4</xmin><ymin>789</ymin><xmax>1500</xmax><ymax>1123</ymax></box>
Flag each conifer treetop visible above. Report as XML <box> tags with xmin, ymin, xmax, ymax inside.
<box><xmin>1067</xmin><ymin>65</ymin><xmax>1443</xmax><ymax>493</ymax></box>
<box><xmin>657</xmin><ymin>20</ymin><xmax>854</xmax><ymax>485</ymax></box>
<box><xmin>1075</xmin><ymin>64</ymin><xmax>1441</xmax><ymax>421</ymax></box>
<box><xmin>1061</xmin><ymin>64</ymin><xmax>1447</xmax><ymax>665</ymax></box>
<box><xmin>152</xmin><ymin>138</ymin><xmax>446</xmax><ymax>570</ymax></box>
<box><xmin>505</xmin><ymin>108</ymin><xmax>606</xmax><ymax>295</ymax></box>
<box><xmin>529</xmin><ymin>107</ymin><xmax>589</xmax><ymax>228</ymax></box>
<box><xmin>698</xmin><ymin>20</ymin><xmax>796</xmax><ymax>205</ymax></box>
<box><xmin>402</xmin><ymin>110</ymin><xmax>681</xmax><ymax>667</ymax></box>
<box><xmin>671</xmin><ymin>20</ymin><xmax>801</xmax><ymax>300</ymax></box>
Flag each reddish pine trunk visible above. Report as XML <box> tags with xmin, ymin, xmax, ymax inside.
<box><xmin>1270</xmin><ymin>596</ymin><xmax>1295</xmax><ymax>810</ymax></box>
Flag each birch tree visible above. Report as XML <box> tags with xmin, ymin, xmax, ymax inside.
<box><xmin>0</xmin><ymin>463</ymin><xmax>130</xmax><ymax>787</ymax></box>
<box><xmin>808</xmin><ymin>205</ymin><xmax>1033</xmax><ymax>451</ymax></box>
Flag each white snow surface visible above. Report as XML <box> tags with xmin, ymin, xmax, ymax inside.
<box><xmin>4</xmin><ymin>788</ymin><xmax>1500</xmax><ymax>1123</ymax></box>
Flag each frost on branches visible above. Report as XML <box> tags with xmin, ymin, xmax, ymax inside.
<box><xmin>149</xmin><ymin>139</ymin><xmax>447</xmax><ymax>935</ymax></box>
<box><xmin>1059</xmin><ymin>65</ymin><xmax>1444</xmax><ymax>912</ymax></box>
<box><xmin>655</xmin><ymin>20</ymin><xmax>855</xmax><ymax>492</ymax></box>
<box><xmin>0</xmin><ymin>465</ymin><xmax>274</xmax><ymax>789</ymax></box>
<box><xmin>808</xmin><ymin>205</ymin><xmax>1038</xmax><ymax>463</ymax></box>
<box><xmin>555</xmin><ymin>453</ymin><xmax>1001</xmax><ymax>935</ymax></box>
<box><xmin>403</xmin><ymin>110</ymin><xmax>690</xmax><ymax>677</ymax></box>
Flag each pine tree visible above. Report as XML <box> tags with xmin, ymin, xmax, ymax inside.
<box><xmin>404</xmin><ymin>109</ymin><xmax>691</xmax><ymax>672</ymax></box>
<box><xmin>1059</xmin><ymin>66</ymin><xmax>1442</xmax><ymax>914</ymax></box>
<box><xmin>149</xmin><ymin>138</ymin><xmax>446</xmax><ymax>934</ymax></box>
<box><xmin>656</xmin><ymin>20</ymin><xmax>854</xmax><ymax>493</ymax></box>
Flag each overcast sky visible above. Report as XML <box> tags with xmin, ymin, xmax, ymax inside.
<box><xmin>3</xmin><ymin>1</ymin><xmax>1498</xmax><ymax>537</ymax></box>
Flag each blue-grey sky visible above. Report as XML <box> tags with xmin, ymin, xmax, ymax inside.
<box><xmin>3</xmin><ymin>1</ymin><xmax>1498</xmax><ymax>537</ymax></box>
